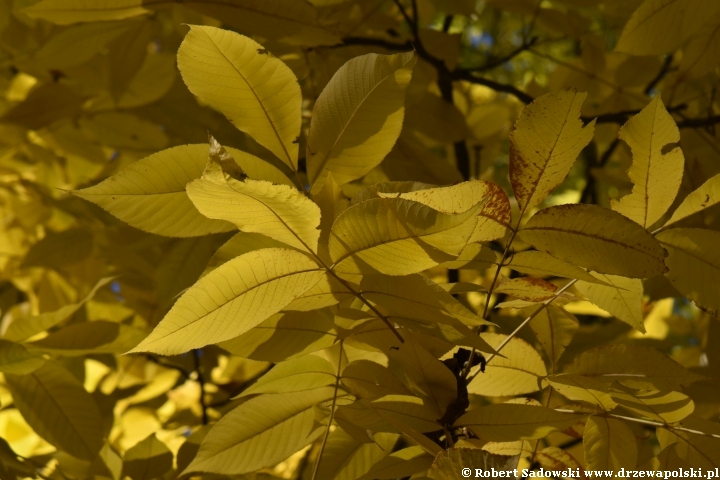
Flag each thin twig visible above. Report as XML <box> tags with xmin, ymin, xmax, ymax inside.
<box><xmin>554</xmin><ymin>409</ymin><xmax>720</xmax><ymax>440</ymax></box>
<box><xmin>466</xmin><ymin>279</ymin><xmax>578</xmax><ymax>383</ymax></box>
<box><xmin>644</xmin><ymin>54</ymin><xmax>674</xmax><ymax>96</ymax></box>
<box><xmin>463</xmin><ymin>37</ymin><xmax>538</xmax><ymax>73</ymax></box>
<box><xmin>311</xmin><ymin>340</ymin><xmax>345</xmax><ymax>480</ymax></box>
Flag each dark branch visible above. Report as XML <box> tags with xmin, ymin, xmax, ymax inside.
<box><xmin>644</xmin><ymin>54</ymin><xmax>674</xmax><ymax>95</ymax></box>
<box><xmin>678</xmin><ymin>114</ymin><xmax>720</xmax><ymax>129</ymax></box>
<box><xmin>451</xmin><ymin>69</ymin><xmax>535</xmax><ymax>104</ymax></box>
<box><xmin>463</xmin><ymin>36</ymin><xmax>538</xmax><ymax>73</ymax></box>
<box><xmin>336</xmin><ymin>36</ymin><xmax>412</xmax><ymax>51</ymax></box>
<box><xmin>587</xmin><ymin>104</ymin><xmax>687</xmax><ymax>125</ymax></box>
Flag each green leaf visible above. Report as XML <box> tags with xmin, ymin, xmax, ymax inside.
<box><xmin>184</xmin><ymin>388</ymin><xmax>334</xmax><ymax>475</ymax></box>
<box><xmin>241</xmin><ymin>354</ymin><xmax>336</xmax><ymax>395</ymax></box>
<box><xmin>454</xmin><ymin>404</ymin><xmax>586</xmax><ymax>442</ymax></box>
<box><xmin>187</xmin><ymin>139</ymin><xmax>321</xmax><ymax>252</ymax></box>
<box><xmin>121</xmin><ymin>434</ymin><xmax>173</xmax><ymax>480</ymax></box>
<box><xmin>178</xmin><ymin>26</ymin><xmax>302</xmax><ymax>170</ymax></box>
<box><xmin>0</xmin><ymin>339</ymin><xmax>45</xmax><ymax>375</ymax></box>
<box><xmin>20</xmin><ymin>0</ymin><xmax>148</xmax><ymax>24</ymax></box>
<box><xmin>5</xmin><ymin>361</ymin><xmax>104</xmax><ymax>461</ymax></box>
<box><xmin>612</xmin><ymin>96</ymin><xmax>684</xmax><ymax>228</ymax></box>
<box><xmin>518</xmin><ymin>204</ymin><xmax>668</xmax><ymax>278</ymax></box>
<box><xmin>73</xmin><ymin>144</ymin><xmax>290</xmax><ymax>237</ymax></box>
<box><xmin>218</xmin><ymin>310</ymin><xmax>336</xmax><ymax>362</ymax></box>
<box><xmin>468</xmin><ymin>333</ymin><xmax>547</xmax><ymax>397</ymax></box>
<box><xmin>307</xmin><ymin>52</ymin><xmax>417</xmax><ymax>192</ymax></box>
<box><xmin>314</xmin><ymin>429</ymin><xmax>398</xmax><ymax>480</ymax></box>
<box><xmin>509</xmin><ymin>90</ymin><xmax>595</xmax><ymax>214</ymax></box>
<box><xmin>330</xmin><ymin>198</ymin><xmax>481</xmax><ymax>275</ymax></box>
<box><xmin>657</xmin><ymin>228</ymin><xmax>720</xmax><ymax>313</ymax></box>
<box><xmin>129</xmin><ymin>248</ymin><xmax>324</xmax><ymax>355</ymax></box>
<box><xmin>584</xmin><ymin>416</ymin><xmax>638</xmax><ymax>472</ymax></box>
<box><xmin>575</xmin><ymin>273</ymin><xmax>645</xmax><ymax>332</ymax></box>
<box><xmin>564</xmin><ymin>344</ymin><xmax>704</xmax><ymax>390</ymax></box>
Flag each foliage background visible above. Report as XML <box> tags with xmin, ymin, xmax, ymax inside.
<box><xmin>0</xmin><ymin>0</ymin><xmax>719</xmax><ymax>479</ymax></box>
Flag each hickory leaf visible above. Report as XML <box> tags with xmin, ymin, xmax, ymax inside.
<box><xmin>187</xmin><ymin>138</ymin><xmax>321</xmax><ymax>252</ymax></box>
<box><xmin>575</xmin><ymin>273</ymin><xmax>644</xmax><ymax>332</ymax></box>
<box><xmin>518</xmin><ymin>204</ymin><xmax>668</xmax><ymax>278</ymax></box>
<box><xmin>20</xmin><ymin>0</ymin><xmax>148</xmax><ymax>24</ymax></box>
<box><xmin>307</xmin><ymin>52</ymin><xmax>417</xmax><ymax>192</ymax></box>
<box><xmin>129</xmin><ymin>248</ymin><xmax>324</xmax><ymax>355</ymax></box>
<box><xmin>329</xmin><ymin>198</ymin><xmax>481</xmax><ymax>275</ymax></box>
<box><xmin>664</xmin><ymin>174</ymin><xmax>720</xmax><ymax>228</ymax></box>
<box><xmin>584</xmin><ymin>417</ymin><xmax>638</xmax><ymax>472</ymax></box>
<box><xmin>178</xmin><ymin>26</ymin><xmax>302</xmax><ymax>170</ymax></box>
<box><xmin>184</xmin><ymin>388</ymin><xmax>334</xmax><ymax>475</ymax></box>
<box><xmin>509</xmin><ymin>90</ymin><xmax>595</xmax><ymax>214</ymax></box>
<box><xmin>657</xmin><ymin>228</ymin><xmax>720</xmax><ymax>312</ymax></box>
<box><xmin>612</xmin><ymin>96</ymin><xmax>684</xmax><ymax>228</ymax></box>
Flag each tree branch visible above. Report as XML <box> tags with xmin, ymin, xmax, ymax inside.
<box><xmin>193</xmin><ymin>349</ymin><xmax>208</xmax><ymax>425</ymax></box>
<box><xmin>463</xmin><ymin>36</ymin><xmax>538</xmax><ymax>73</ymax></box>
<box><xmin>645</xmin><ymin>54</ymin><xmax>674</xmax><ymax>95</ymax></box>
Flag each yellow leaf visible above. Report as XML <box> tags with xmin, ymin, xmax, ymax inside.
<box><xmin>678</xmin><ymin>22</ymin><xmax>720</xmax><ymax>80</ymax></box>
<box><xmin>341</xmin><ymin>360</ymin><xmax>413</xmax><ymax>399</ymax></box>
<box><xmin>575</xmin><ymin>273</ymin><xmax>645</xmax><ymax>332</ymax></box>
<box><xmin>657</xmin><ymin>416</ymin><xmax>720</xmax><ymax>469</ymax></box>
<box><xmin>468</xmin><ymin>333</ymin><xmax>548</xmax><ymax>397</ymax></box>
<box><xmin>432</xmin><ymin>448</ymin><xmax>520</xmax><ymax>480</ymax></box>
<box><xmin>440</xmin><ymin>243</ymin><xmax>497</xmax><ymax>271</ymax></box>
<box><xmin>218</xmin><ymin>310</ymin><xmax>336</xmax><ymax>362</ymax></box>
<box><xmin>26</xmin><ymin>321</ymin><xmax>145</xmax><ymax>356</ymax></box>
<box><xmin>664</xmin><ymin>174</ymin><xmax>720</xmax><ymax>228</ymax></box>
<box><xmin>313</xmin><ymin>429</ymin><xmax>398</xmax><ymax>480</ymax></box>
<box><xmin>121</xmin><ymin>434</ymin><xmax>173</xmax><ymax>480</ymax></box>
<box><xmin>307</xmin><ymin>51</ymin><xmax>417</xmax><ymax>192</ymax></box>
<box><xmin>455</xmin><ymin>404</ymin><xmax>586</xmax><ymax>442</ymax></box>
<box><xmin>584</xmin><ymin>416</ymin><xmax>638</xmax><ymax>472</ymax></box>
<box><xmin>241</xmin><ymin>355</ymin><xmax>335</xmax><ymax>395</ymax></box>
<box><xmin>184</xmin><ymin>388</ymin><xmax>334</xmax><ymax>475</ymax></box>
<box><xmin>187</xmin><ymin>139</ymin><xmax>321</xmax><ymax>252</ymax></box>
<box><xmin>507</xmin><ymin>251</ymin><xmax>611</xmax><ymax>286</ymax></box>
<box><xmin>404</xmin><ymin>93</ymin><xmax>469</xmax><ymax>143</ymax></box>
<box><xmin>616</xmin><ymin>0</ymin><xmax>720</xmax><ymax>55</ymax></box>
<box><xmin>537</xmin><ymin>446</ymin><xmax>583</xmax><ymax>473</ymax></box>
<box><xmin>177</xmin><ymin>26</ymin><xmax>302</xmax><ymax>170</ymax></box>
<box><xmin>518</xmin><ymin>204</ymin><xmax>668</xmax><ymax>278</ymax></box>
<box><xmin>0</xmin><ymin>340</ymin><xmax>45</xmax><ymax>375</ymax></box>
<box><xmin>657</xmin><ymin>228</ymin><xmax>720</xmax><ymax>312</ymax></box>
<box><xmin>367</xmin><ymin>395</ymin><xmax>443</xmax><ymax>433</ymax></box>
<box><xmin>3</xmin><ymin>277</ymin><xmax>113</xmax><ymax>342</ymax></box>
<box><xmin>284</xmin><ymin>273</ymin><xmax>354</xmax><ymax>311</ymax></box>
<box><xmin>356</xmin><ymin>446</ymin><xmax>434</xmax><ymax>480</ymax></box>
<box><xmin>313</xmin><ymin>173</ymin><xmax>350</xmax><ymax>264</ymax></box>
<box><xmin>564</xmin><ymin>344</ymin><xmax>704</xmax><ymax>390</ymax></box>
<box><xmin>20</xmin><ymin>0</ymin><xmax>148</xmax><ymax>24</ymax></box>
<box><xmin>329</xmin><ymin>198</ymin><xmax>481</xmax><ymax>275</ymax></box>
<box><xmin>495</xmin><ymin>277</ymin><xmax>558</xmax><ymax>302</ymax></box>
<box><xmin>611</xmin><ymin>97</ymin><xmax>684</xmax><ymax>228</ymax></box>
<box><xmin>5</xmin><ymin>361</ymin><xmax>104</xmax><ymax>461</ymax></box>
<box><xmin>610</xmin><ymin>385</ymin><xmax>695</xmax><ymax>423</ymax></box>
<box><xmin>0</xmin><ymin>83</ymin><xmax>84</xmax><ymax>130</ymax></box>
<box><xmin>528</xmin><ymin>305</ymin><xmax>579</xmax><ymax>373</ymax></box>
<box><xmin>545</xmin><ymin>374</ymin><xmax>617</xmax><ymax>410</ymax></box>
<box><xmin>74</xmin><ymin>144</ymin><xmax>290</xmax><ymax>237</ymax></box>
<box><xmin>185</xmin><ymin>0</ymin><xmax>340</xmax><ymax>46</ymax></box>
<box><xmin>128</xmin><ymin>248</ymin><xmax>324</xmax><ymax>355</ymax></box>
<box><xmin>509</xmin><ymin>90</ymin><xmax>595</xmax><ymax>214</ymax></box>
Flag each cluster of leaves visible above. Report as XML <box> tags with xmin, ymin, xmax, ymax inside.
<box><xmin>1</xmin><ymin>0</ymin><xmax>720</xmax><ymax>479</ymax></box>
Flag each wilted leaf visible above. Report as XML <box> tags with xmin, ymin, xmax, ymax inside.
<box><xmin>509</xmin><ymin>90</ymin><xmax>595</xmax><ymax>214</ymax></box>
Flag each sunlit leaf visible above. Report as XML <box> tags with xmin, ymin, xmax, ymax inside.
<box><xmin>611</xmin><ymin>96</ymin><xmax>684</xmax><ymax>228</ymax></box>
<box><xmin>519</xmin><ymin>204</ymin><xmax>668</xmax><ymax>278</ymax></box>
<box><xmin>307</xmin><ymin>52</ymin><xmax>417</xmax><ymax>192</ymax></box>
<box><xmin>129</xmin><ymin>248</ymin><xmax>324</xmax><ymax>355</ymax></box>
<box><xmin>584</xmin><ymin>416</ymin><xmax>638</xmax><ymax>472</ymax></box>
<box><xmin>178</xmin><ymin>26</ymin><xmax>302</xmax><ymax>170</ymax></box>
